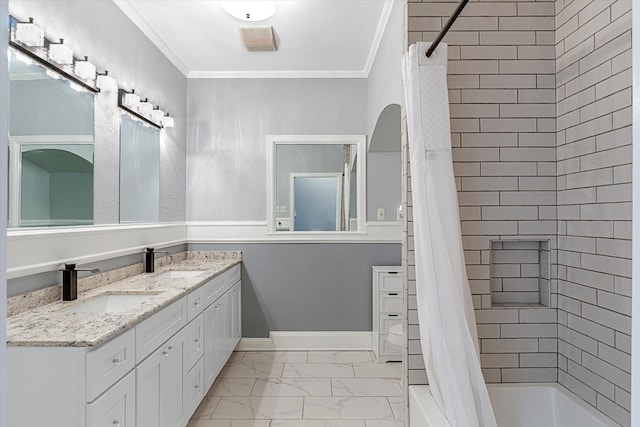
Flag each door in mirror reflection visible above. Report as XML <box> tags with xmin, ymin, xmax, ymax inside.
<box><xmin>119</xmin><ymin>114</ymin><xmax>160</xmax><ymax>223</ymax></box>
<box><xmin>292</xmin><ymin>174</ymin><xmax>342</xmax><ymax>231</ymax></box>
<box><xmin>8</xmin><ymin>48</ymin><xmax>95</xmax><ymax>228</ymax></box>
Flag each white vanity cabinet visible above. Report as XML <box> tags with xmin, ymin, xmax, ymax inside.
<box><xmin>7</xmin><ymin>262</ymin><xmax>242</xmax><ymax>427</ymax></box>
<box><xmin>372</xmin><ymin>266</ymin><xmax>403</xmax><ymax>363</ymax></box>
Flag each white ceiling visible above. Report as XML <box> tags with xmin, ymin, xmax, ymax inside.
<box><xmin>114</xmin><ymin>0</ymin><xmax>394</xmax><ymax>78</ymax></box>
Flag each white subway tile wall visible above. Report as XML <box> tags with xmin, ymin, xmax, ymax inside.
<box><xmin>403</xmin><ymin>0</ymin><xmax>631</xmax><ymax>425</ymax></box>
<box><xmin>556</xmin><ymin>0</ymin><xmax>631</xmax><ymax>425</ymax></box>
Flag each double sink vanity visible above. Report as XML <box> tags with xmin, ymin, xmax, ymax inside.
<box><xmin>6</xmin><ymin>251</ymin><xmax>242</xmax><ymax>427</ymax></box>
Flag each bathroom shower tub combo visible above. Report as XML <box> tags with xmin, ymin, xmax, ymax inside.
<box><xmin>409</xmin><ymin>383</ymin><xmax>618</xmax><ymax>427</ymax></box>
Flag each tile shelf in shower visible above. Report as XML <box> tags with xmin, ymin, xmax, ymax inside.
<box><xmin>489</xmin><ymin>239</ymin><xmax>551</xmax><ymax>309</ymax></box>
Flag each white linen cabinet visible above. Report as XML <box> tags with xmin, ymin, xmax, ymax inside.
<box><xmin>372</xmin><ymin>266</ymin><xmax>403</xmax><ymax>363</ymax></box>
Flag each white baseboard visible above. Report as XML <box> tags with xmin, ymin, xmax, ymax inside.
<box><xmin>237</xmin><ymin>331</ymin><xmax>374</xmax><ymax>351</ymax></box>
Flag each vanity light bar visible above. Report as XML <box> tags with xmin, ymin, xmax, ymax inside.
<box><xmin>118</xmin><ymin>89</ymin><xmax>163</xmax><ymax>129</ymax></box>
<box><xmin>8</xmin><ymin>16</ymin><xmax>99</xmax><ymax>93</ymax></box>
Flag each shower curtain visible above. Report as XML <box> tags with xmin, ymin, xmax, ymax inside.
<box><xmin>402</xmin><ymin>42</ymin><xmax>497</xmax><ymax>427</ymax></box>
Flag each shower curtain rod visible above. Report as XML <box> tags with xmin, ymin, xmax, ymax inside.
<box><xmin>426</xmin><ymin>0</ymin><xmax>469</xmax><ymax>58</ymax></box>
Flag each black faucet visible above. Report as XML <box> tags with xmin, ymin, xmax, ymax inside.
<box><xmin>61</xmin><ymin>263</ymin><xmax>100</xmax><ymax>301</ymax></box>
<box><xmin>145</xmin><ymin>248</ymin><xmax>167</xmax><ymax>273</ymax></box>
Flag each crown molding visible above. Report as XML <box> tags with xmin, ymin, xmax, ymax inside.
<box><xmin>362</xmin><ymin>0</ymin><xmax>395</xmax><ymax>78</ymax></box>
<box><xmin>188</xmin><ymin>69</ymin><xmax>367</xmax><ymax>79</ymax></box>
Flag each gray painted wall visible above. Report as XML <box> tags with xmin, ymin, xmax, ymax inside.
<box><xmin>1</xmin><ymin>0</ymin><xmax>9</xmax><ymax>423</ymax></box>
<box><xmin>186</xmin><ymin>78</ymin><xmax>367</xmax><ymax>221</ymax></box>
<box><xmin>10</xmin><ymin>0</ymin><xmax>187</xmax><ymax>223</ymax></box>
<box><xmin>189</xmin><ymin>243</ymin><xmax>402</xmax><ymax>337</ymax></box>
<box><xmin>366</xmin><ymin>0</ymin><xmax>403</xmax><ymax>139</ymax></box>
<box><xmin>367</xmin><ymin>152</ymin><xmax>401</xmax><ymax>221</ymax></box>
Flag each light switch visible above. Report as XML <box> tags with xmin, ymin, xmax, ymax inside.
<box><xmin>377</xmin><ymin>208</ymin><xmax>386</xmax><ymax>221</ymax></box>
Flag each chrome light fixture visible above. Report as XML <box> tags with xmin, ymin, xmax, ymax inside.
<box><xmin>118</xmin><ymin>90</ymin><xmax>172</xmax><ymax>130</ymax></box>
<box><xmin>9</xmin><ymin>16</ymin><xmax>99</xmax><ymax>93</ymax></box>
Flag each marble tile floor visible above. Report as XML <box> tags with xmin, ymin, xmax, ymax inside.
<box><xmin>188</xmin><ymin>351</ymin><xmax>404</xmax><ymax>427</ymax></box>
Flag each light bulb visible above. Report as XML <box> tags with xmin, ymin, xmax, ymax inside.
<box><xmin>49</xmin><ymin>39</ymin><xmax>73</xmax><ymax>65</ymax></box>
<box><xmin>221</xmin><ymin>1</ymin><xmax>277</xmax><ymax>22</ymax></box>
<box><xmin>15</xmin><ymin>18</ymin><xmax>44</xmax><ymax>47</ymax></box>
<box><xmin>162</xmin><ymin>114</ymin><xmax>174</xmax><ymax>128</ymax></box>
<box><xmin>97</xmin><ymin>72</ymin><xmax>117</xmax><ymax>93</ymax></box>
<box><xmin>75</xmin><ymin>57</ymin><xmax>96</xmax><ymax>80</ymax></box>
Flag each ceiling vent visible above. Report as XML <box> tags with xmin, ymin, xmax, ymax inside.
<box><xmin>239</xmin><ymin>26</ymin><xmax>277</xmax><ymax>52</ymax></box>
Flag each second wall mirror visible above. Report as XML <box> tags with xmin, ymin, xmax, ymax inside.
<box><xmin>267</xmin><ymin>135</ymin><xmax>366</xmax><ymax>234</ymax></box>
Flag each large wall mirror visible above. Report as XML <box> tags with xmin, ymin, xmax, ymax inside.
<box><xmin>119</xmin><ymin>114</ymin><xmax>160</xmax><ymax>223</ymax></box>
<box><xmin>8</xmin><ymin>48</ymin><xmax>95</xmax><ymax>228</ymax></box>
<box><xmin>267</xmin><ymin>135</ymin><xmax>366</xmax><ymax>234</ymax></box>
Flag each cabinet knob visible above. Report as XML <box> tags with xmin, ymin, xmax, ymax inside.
<box><xmin>112</xmin><ymin>357</ymin><xmax>121</xmax><ymax>365</ymax></box>
<box><xmin>163</xmin><ymin>351</ymin><xmax>169</xmax><ymax>357</ymax></box>
<box><xmin>167</xmin><ymin>346</ymin><xmax>174</xmax><ymax>351</ymax></box>
<box><xmin>194</xmin><ymin>339</ymin><xmax>200</xmax><ymax>343</ymax></box>
<box><xmin>194</xmin><ymin>300</ymin><xmax>201</xmax><ymax>306</ymax></box>
<box><xmin>112</xmin><ymin>420</ymin><xmax>121</xmax><ymax>426</ymax></box>
<box><xmin>195</xmin><ymin>384</ymin><xmax>200</xmax><ymax>390</ymax></box>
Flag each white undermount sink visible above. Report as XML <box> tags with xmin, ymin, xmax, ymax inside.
<box><xmin>157</xmin><ymin>270</ymin><xmax>204</xmax><ymax>279</ymax></box>
<box><xmin>59</xmin><ymin>293</ymin><xmax>158</xmax><ymax>314</ymax></box>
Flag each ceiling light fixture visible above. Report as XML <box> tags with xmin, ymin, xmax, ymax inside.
<box><xmin>220</xmin><ymin>1</ymin><xmax>277</xmax><ymax>22</ymax></box>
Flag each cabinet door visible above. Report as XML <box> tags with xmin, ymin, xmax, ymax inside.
<box><xmin>136</xmin><ymin>330</ymin><xmax>186</xmax><ymax>427</ymax></box>
<box><xmin>136</xmin><ymin>347</ymin><xmax>163</xmax><ymax>427</ymax></box>
<box><xmin>203</xmin><ymin>304</ymin><xmax>217</xmax><ymax>390</ymax></box>
<box><xmin>213</xmin><ymin>295</ymin><xmax>228</xmax><ymax>377</ymax></box>
<box><xmin>87</xmin><ymin>370</ymin><xmax>136</xmax><ymax>427</ymax></box>
<box><xmin>185</xmin><ymin>313</ymin><xmax>204</xmax><ymax>372</ymax></box>
<box><xmin>183</xmin><ymin>357</ymin><xmax>205</xmax><ymax>420</ymax></box>
<box><xmin>162</xmin><ymin>330</ymin><xmax>186</xmax><ymax>427</ymax></box>
<box><xmin>231</xmin><ymin>282</ymin><xmax>242</xmax><ymax>347</ymax></box>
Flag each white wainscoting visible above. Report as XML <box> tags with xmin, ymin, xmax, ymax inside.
<box><xmin>187</xmin><ymin>220</ymin><xmax>402</xmax><ymax>243</ymax></box>
<box><xmin>237</xmin><ymin>331</ymin><xmax>374</xmax><ymax>351</ymax></box>
<box><xmin>7</xmin><ymin>223</ymin><xmax>187</xmax><ymax>279</ymax></box>
<box><xmin>7</xmin><ymin>220</ymin><xmax>401</xmax><ymax>278</ymax></box>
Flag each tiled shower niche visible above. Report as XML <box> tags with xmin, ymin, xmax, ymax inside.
<box><xmin>490</xmin><ymin>240</ymin><xmax>551</xmax><ymax>308</ymax></box>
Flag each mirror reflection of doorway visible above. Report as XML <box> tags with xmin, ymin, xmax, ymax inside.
<box><xmin>290</xmin><ymin>173</ymin><xmax>342</xmax><ymax>231</ymax></box>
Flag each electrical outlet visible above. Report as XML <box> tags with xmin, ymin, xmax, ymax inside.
<box><xmin>377</xmin><ymin>208</ymin><xmax>386</xmax><ymax>221</ymax></box>
<box><xmin>281</xmin><ymin>206</ymin><xmax>288</xmax><ymax>213</ymax></box>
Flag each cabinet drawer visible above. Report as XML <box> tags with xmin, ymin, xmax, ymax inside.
<box><xmin>204</xmin><ymin>274</ymin><xmax>226</xmax><ymax>308</ymax></box>
<box><xmin>187</xmin><ymin>287</ymin><xmax>205</xmax><ymax>322</ymax></box>
<box><xmin>136</xmin><ymin>296</ymin><xmax>188</xmax><ymax>363</ymax></box>
<box><xmin>226</xmin><ymin>264</ymin><xmax>241</xmax><ymax>286</ymax></box>
<box><xmin>184</xmin><ymin>357</ymin><xmax>205</xmax><ymax>420</ymax></box>
<box><xmin>86</xmin><ymin>370</ymin><xmax>136</xmax><ymax>427</ymax></box>
<box><xmin>379</xmin><ymin>335</ymin><xmax>402</xmax><ymax>356</ymax></box>
<box><xmin>380</xmin><ymin>272</ymin><xmax>402</xmax><ymax>291</ymax></box>
<box><xmin>379</xmin><ymin>293</ymin><xmax>402</xmax><ymax>312</ymax></box>
<box><xmin>185</xmin><ymin>313</ymin><xmax>204</xmax><ymax>371</ymax></box>
<box><xmin>86</xmin><ymin>328</ymin><xmax>136</xmax><ymax>402</ymax></box>
<box><xmin>379</xmin><ymin>314</ymin><xmax>401</xmax><ymax>334</ymax></box>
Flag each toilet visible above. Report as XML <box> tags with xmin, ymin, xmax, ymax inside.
<box><xmin>387</xmin><ymin>323</ymin><xmax>403</xmax><ymax>347</ymax></box>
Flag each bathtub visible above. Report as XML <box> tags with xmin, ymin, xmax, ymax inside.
<box><xmin>409</xmin><ymin>383</ymin><xmax>618</xmax><ymax>426</ymax></box>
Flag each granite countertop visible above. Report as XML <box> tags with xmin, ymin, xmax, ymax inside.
<box><xmin>6</xmin><ymin>255</ymin><xmax>241</xmax><ymax>348</ymax></box>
